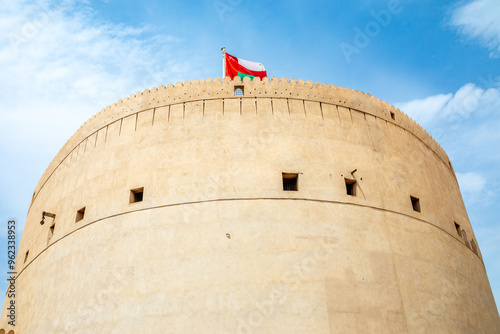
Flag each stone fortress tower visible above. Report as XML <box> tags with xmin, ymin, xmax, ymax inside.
<box><xmin>2</xmin><ymin>76</ymin><xmax>499</xmax><ymax>333</ymax></box>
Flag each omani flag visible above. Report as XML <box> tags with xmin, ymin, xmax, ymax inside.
<box><xmin>225</xmin><ymin>52</ymin><xmax>267</xmax><ymax>80</ymax></box>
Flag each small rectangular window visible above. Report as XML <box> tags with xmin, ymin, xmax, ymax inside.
<box><xmin>345</xmin><ymin>178</ymin><xmax>357</xmax><ymax>196</ymax></box>
<box><xmin>390</xmin><ymin>111</ymin><xmax>395</xmax><ymax>120</ymax></box>
<box><xmin>454</xmin><ymin>222</ymin><xmax>461</xmax><ymax>236</ymax></box>
<box><xmin>130</xmin><ymin>187</ymin><xmax>144</xmax><ymax>203</ymax></box>
<box><xmin>410</xmin><ymin>196</ymin><xmax>420</xmax><ymax>212</ymax></box>
<box><xmin>234</xmin><ymin>86</ymin><xmax>244</xmax><ymax>96</ymax></box>
<box><xmin>76</xmin><ymin>207</ymin><xmax>86</xmax><ymax>223</ymax></box>
<box><xmin>24</xmin><ymin>250</ymin><xmax>29</xmax><ymax>264</ymax></box>
<box><xmin>282</xmin><ymin>173</ymin><xmax>298</xmax><ymax>191</ymax></box>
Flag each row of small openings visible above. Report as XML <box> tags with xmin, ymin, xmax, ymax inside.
<box><xmin>72</xmin><ymin>188</ymin><xmax>144</xmax><ymax>224</ymax></box>
<box><xmin>26</xmin><ymin>189</ymin><xmax>145</xmax><ymax>265</ymax></box>
<box><xmin>282</xmin><ymin>173</ymin><xmax>421</xmax><ymax>212</ymax></box>
<box><xmin>30</xmin><ymin>182</ymin><xmax>478</xmax><ymax>262</ymax></box>
<box><xmin>282</xmin><ymin>174</ymin><xmax>480</xmax><ymax>249</ymax></box>
<box><xmin>286</xmin><ymin>174</ymin><xmax>471</xmax><ymax>251</ymax></box>
<box><xmin>46</xmin><ymin>179</ymin><xmax>418</xmax><ymax>228</ymax></box>
<box><xmin>26</xmin><ymin>188</ymin><xmax>145</xmax><ymax>264</ymax></box>
<box><xmin>454</xmin><ymin>221</ymin><xmax>479</xmax><ymax>255</ymax></box>
<box><xmin>232</xmin><ymin>87</ymin><xmax>399</xmax><ymax>121</ymax></box>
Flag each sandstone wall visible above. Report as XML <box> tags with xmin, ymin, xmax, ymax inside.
<box><xmin>2</xmin><ymin>77</ymin><xmax>498</xmax><ymax>333</ymax></box>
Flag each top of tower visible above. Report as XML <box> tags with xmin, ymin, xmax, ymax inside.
<box><xmin>31</xmin><ymin>77</ymin><xmax>451</xmax><ymax>207</ymax></box>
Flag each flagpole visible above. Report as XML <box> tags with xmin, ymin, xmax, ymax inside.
<box><xmin>221</xmin><ymin>46</ymin><xmax>226</xmax><ymax>79</ymax></box>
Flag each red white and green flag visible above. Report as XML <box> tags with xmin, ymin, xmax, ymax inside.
<box><xmin>224</xmin><ymin>52</ymin><xmax>267</xmax><ymax>81</ymax></box>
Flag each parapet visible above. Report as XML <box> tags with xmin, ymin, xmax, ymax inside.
<box><xmin>31</xmin><ymin>77</ymin><xmax>451</xmax><ymax>206</ymax></box>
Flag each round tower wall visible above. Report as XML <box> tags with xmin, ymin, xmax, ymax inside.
<box><xmin>2</xmin><ymin>77</ymin><xmax>498</xmax><ymax>333</ymax></box>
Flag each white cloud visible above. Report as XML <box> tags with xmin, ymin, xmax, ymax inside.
<box><xmin>0</xmin><ymin>0</ymin><xmax>189</xmax><ymax>154</ymax></box>
<box><xmin>455</xmin><ymin>171</ymin><xmax>496</xmax><ymax>209</ymax></box>
<box><xmin>395</xmin><ymin>93</ymin><xmax>451</xmax><ymax>127</ymax></box>
<box><xmin>396</xmin><ymin>83</ymin><xmax>500</xmax><ymax>128</ymax></box>
<box><xmin>398</xmin><ymin>84</ymin><xmax>500</xmax><ymax>173</ymax></box>
<box><xmin>456</xmin><ymin>171</ymin><xmax>486</xmax><ymax>195</ymax></box>
<box><xmin>450</xmin><ymin>0</ymin><xmax>500</xmax><ymax>57</ymax></box>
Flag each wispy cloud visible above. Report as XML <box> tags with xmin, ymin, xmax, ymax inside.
<box><xmin>396</xmin><ymin>83</ymin><xmax>500</xmax><ymax>174</ymax></box>
<box><xmin>456</xmin><ymin>171</ymin><xmax>491</xmax><ymax>204</ymax></box>
<box><xmin>396</xmin><ymin>83</ymin><xmax>500</xmax><ymax>128</ymax></box>
<box><xmin>449</xmin><ymin>0</ymin><xmax>500</xmax><ymax>58</ymax></box>
<box><xmin>0</xmin><ymin>0</ymin><xmax>188</xmax><ymax>154</ymax></box>
<box><xmin>395</xmin><ymin>93</ymin><xmax>451</xmax><ymax>128</ymax></box>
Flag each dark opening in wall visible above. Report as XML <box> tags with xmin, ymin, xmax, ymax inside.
<box><xmin>75</xmin><ymin>207</ymin><xmax>86</xmax><ymax>223</ymax></box>
<box><xmin>345</xmin><ymin>178</ymin><xmax>357</xmax><ymax>196</ymax></box>
<box><xmin>234</xmin><ymin>86</ymin><xmax>244</xmax><ymax>96</ymax></box>
<box><xmin>130</xmin><ymin>187</ymin><xmax>144</xmax><ymax>203</ymax></box>
<box><xmin>410</xmin><ymin>196</ymin><xmax>420</xmax><ymax>212</ymax></box>
<box><xmin>282</xmin><ymin>173</ymin><xmax>298</xmax><ymax>191</ymax></box>
<box><xmin>48</xmin><ymin>223</ymin><xmax>55</xmax><ymax>244</ymax></box>
<box><xmin>390</xmin><ymin>111</ymin><xmax>395</xmax><ymax>120</ymax></box>
<box><xmin>24</xmin><ymin>250</ymin><xmax>29</xmax><ymax>264</ymax></box>
<box><xmin>454</xmin><ymin>222</ymin><xmax>461</xmax><ymax>236</ymax></box>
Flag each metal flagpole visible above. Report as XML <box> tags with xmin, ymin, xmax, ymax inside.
<box><xmin>221</xmin><ymin>47</ymin><xmax>226</xmax><ymax>79</ymax></box>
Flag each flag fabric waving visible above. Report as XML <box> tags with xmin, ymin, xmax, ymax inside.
<box><xmin>224</xmin><ymin>52</ymin><xmax>267</xmax><ymax>80</ymax></box>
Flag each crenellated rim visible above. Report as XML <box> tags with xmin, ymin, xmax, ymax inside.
<box><xmin>32</xmin><ymin>77</ymin><xmax>450</xmax><ymax>205</ymax></box>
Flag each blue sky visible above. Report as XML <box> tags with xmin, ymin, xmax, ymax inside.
<box><xmin>1</xmin><ymin>0</ymin><xmax>499</xmax><ymax>308</ymax></box>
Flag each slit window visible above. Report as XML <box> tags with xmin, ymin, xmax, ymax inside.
<box><xmin>454</xmin><ymin>222</ymin><xmax>461</xmax><ymax>236</ymax></box>
<box><xmin>24</xmin><ymin>250</ymin><xmax>29</xmax><ymax>264</ymax></box>
<box><xmin>48</xmin><ymin>223</ymin><xmax>55</xmax><ymax>243</ymax></box>
<box><xmin>390</xmin><ymin>111</ymin><xmax>395</xmax><ymax>120</ymax></box>
<box><xmin>75</xmin><ymin>207</ymin><xmax>86</xmax><ymax>223</ymax></box>
<box><xmin>282</xmin><ymin>173</ymin><xmax>298</xmax><ymax>191</ymax></box>
<box><xmin>410</xmin><ymin>196</ymin><xmax>420</xmax><ymax>212</ymax></box>
<box><xmin>234</xmin><ymin>86</ymin><xmax>244</xmax><ymax>96</ymax></box>
<box><xmin>130</xmin><ymin>187</ymin><xmax>144</xmax><ymax>203</ymax></box>
<box><xmin>345</xmin><ymin>178</ymin><xmax>357</xmax><ymax>196</ymax></box>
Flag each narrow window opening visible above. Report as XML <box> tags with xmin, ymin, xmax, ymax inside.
<box><xmin>48</xmin><ymin>223</ymin><xmax>55</xmax><ymax>243</ymax></box>
<box><xmin>454</xmin><ymin>222</ymin><xmax>461</xmax><ymax>236</ymax></box>
<box><xmin>75</xmin><ymin>207</ymin><xmax>86</xmax><ymax>223</ymax></box>
<box><xmin>390</xmin><ymin>111</ymin><xmax>395</xmax><ymax>120</ymax></box>
<box><xmin>130</xmin><ymin>187</ymin><xmax>144</xmax><ymax>203</ymax></box>
<box><xmin>234</xmin><ymin>86</ymin><xmax>244</xmax><ymax>96</ymax></box>
<box><xmin>24</xmin><ymin>250</ymin><xmax>29</xmax><ymax>264</ymax></box>
<box><xmin>345</xmin><ymin>178</ymin><xmax>357</xmax><ymax>196</ymax></box>
<box><xmin>282</xmin><ymin>173</ymin><xmax>298</xmax><ymax>191</ymax></box>
<box><xmin>410</xmin><ymin>196</ymin><xmax>420</xmax><ymax>212</ymax></box>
